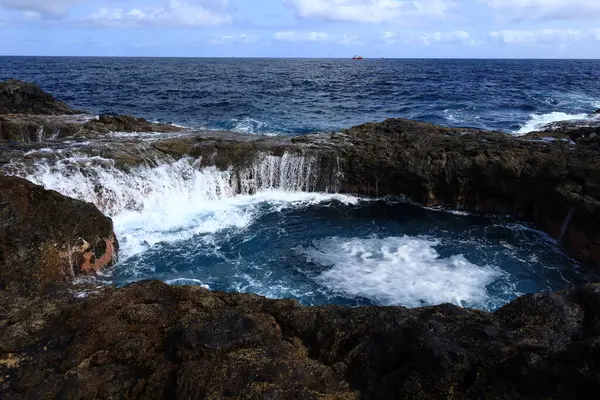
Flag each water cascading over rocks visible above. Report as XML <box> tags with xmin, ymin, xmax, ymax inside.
<box><xmin>11</xmin><ymin>152</ymin><xmax>342</xmax><ymax>217</ymax></box>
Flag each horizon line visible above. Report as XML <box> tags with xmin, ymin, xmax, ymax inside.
<box><xmin>1</xmin><ymin>55</ymin><xmax>600</xmax><ymax>60</ymax></box>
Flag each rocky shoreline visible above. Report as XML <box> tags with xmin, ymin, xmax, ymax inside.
<box><xmin>2</xmin><ymin>79</ymin><xmax>600</xmax><ymax>398</ymax></box>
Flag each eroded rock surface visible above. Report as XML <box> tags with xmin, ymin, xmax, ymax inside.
<box><xmin>0</xmin><ymin>80</ymin><xmax>76</xmax><ymax>115</ymax></box>
<box><xmin>0</xmin><ymin>79</ymin><xmax>183</xmax><ymax>141</ymax></box>
<box><xmin>2</xmin><ymin>280</ymin><xmax>600</xmax><ymax>399</ymax></box>
<box><xmin>0</xmin><ymin>175</ymin><xmax>118</xmax><ymax>294</ymax></box>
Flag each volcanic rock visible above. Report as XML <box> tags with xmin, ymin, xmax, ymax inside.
<box><xmin>84</xmin><ymin>114</ymin><xmax>184</xmax><ymax>134</ymax></box>
<box><xmin>0</xmin><ymin>79</ymin><xmax>184</xmax><ymax>141</ymax></box>
<box><xmin>1</xmin><ymin>80</ymin><xmax>600</xmax><ymax>398</ymax></box>
<box><xmin>0</xmin><ymin>80</ymin><xmax>77</xmax><ymax>115</ymax></box>
<box><xmin>2</xmin><ymin>279</ymin><xmax>600</xmax><ymax>399</ymax></box>
<box><xmin>0</xmin><ymin>175</ymin><xmax>118</xmax><ymax>294</ymax></box>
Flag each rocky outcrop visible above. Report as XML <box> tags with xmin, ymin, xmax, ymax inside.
<box><xmin>0</xmin><ymin>113</ymin><xmax>184</xmax><ymax>141</ymax></box>
<box><xmin>3</xmin><ymin>279</ymin><xmax>600</xmax><ymax>399</ymax></box>
<box><xmin>0</xmin><ymin>80</ymin><xmax>76</xmax><ymax>115</ymax></box>
<box><xmin>0</xmin><ymin>175</ymin><xmax>118</xmax><ymax>294</ymax></box>
<box><xmin>328</xmin><ymin>119</ymin><xmax>600</xmax><ymax>265</ymax></box>
<box><xmin>0</xmin><ymin>79</ymin><xmax>183</xmax><ymax>141</ymax></box>
<box><xmin>85</xmin><ymin>114</ymin><xmax>183</xmax><ymax>134</ymax></box>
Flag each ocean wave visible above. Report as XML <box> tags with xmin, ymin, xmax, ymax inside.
<box><xmin>220</xmin><ymin>117</ymin><xmax>281</xmax><ymax>136</ymax></box>
<box><xmin>514</xmin><ymin>111</ymin><xmax>589</xmax><ymax>135</ymax></box>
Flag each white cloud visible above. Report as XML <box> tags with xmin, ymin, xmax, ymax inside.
<box><xmin>381</xmin><ymin>30</ymin><xmax>475</xmax><ymax>45</ymax></box>
<box><xmin>485</xmin><ymin>0</ymin><xmax>600</xmax><ymax>21</ymax></box>
<box><xmin>336</xmin><ymin>34</ymin><xmax>364</xmax><ymax>46</ymax></box>
<box><xmin>284</xmin><ymin>0</ymin><xmax>455</xmax><ymax>24</ymax></box>
<box><xmin>488</xmin><ymin>29</ymin><xmax>600</xmax><ymax>45</ymax></box>
<box><xmin>274</xmin><ymin>31</ymin><xmax>330</xmax><ymax>42</ymax></box>
<box><xmin>208</xmin><ymin>34</ymin><xmax>260</xmax><ymax>45</ymax></box>
<box><xmin>86</xmin><ymin>0</ymin><xmax>231</xmax><ymax>28</ymax></box>
<box><xmin>273</xmin><ymin>31</ymin><xmax>364</xmax><ymax>45</ymax></box>
<box><xmin>0</xmin><ymin>0</ymin><xmax>81</xmax><ymax>19</ymax></box>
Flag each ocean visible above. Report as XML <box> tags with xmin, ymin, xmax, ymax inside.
<box><xmin>4</xmin><ymin>57</ymin><xmax>600</xmax><ymax>311</ymax></box>
<box><xmin>2</xmin><ymin>57</ymin><xmax>599</xmax><ymax>135</ymax></box>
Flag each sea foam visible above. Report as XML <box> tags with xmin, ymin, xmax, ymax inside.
<box><xmin>515</xmin><ymin>111</ymin><xmax>589</xmax><ymax>135</ymax></box>
<box><xmin>20</xmin><ymin>155</ymin><xmax>352</xmax><ymax>260</ymax></box>
<box><xmin>300</xmin><ymin>236</ymin><xmax>504</xmax><ymax>309</ymax></box>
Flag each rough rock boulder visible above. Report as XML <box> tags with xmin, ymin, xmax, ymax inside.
<box><xmin>0</xmin><ymin>175</ymin><xmax>118</xmax><ymax>294</ymax></box>
<box><xmin>0</xmin><ymin>80</ymin><xmax>76</xmax><ymax>115</ymax></box>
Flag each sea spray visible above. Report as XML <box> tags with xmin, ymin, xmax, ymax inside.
<box><xmin>515</xmin><ymin>112</ymin><xmax>589</xmax><ymax>135</ymax></box>
<box><xmin>14</xmin><ymin>152</ymin><xmax>350</xmax><ymax>259</ymax></box>
<box><xmin>5</xmin><ymin>150</ymin><xmax>595</xmax><ymax>311</ymax></box>
<box><xmin>18</xmin><ymin>152</ymin><xmax>341</xmax><ymax>216</ymax></box>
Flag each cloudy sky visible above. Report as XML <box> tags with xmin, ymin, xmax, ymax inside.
<box><xmin>1</xmin><ymin>0</ymin><xmax>599</xmax><ymax>57</ymax></box>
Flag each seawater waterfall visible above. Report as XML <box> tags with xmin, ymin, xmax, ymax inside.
<box><xmin>16</xmin><ymin>152</ymin><xmax>342</xmax><ymax>217</ymax></box>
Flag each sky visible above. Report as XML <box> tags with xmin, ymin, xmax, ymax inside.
<box><xmin>1</xmin><ymin>0</ymin><xmax>599</xmax><ymax>58</ymax></box>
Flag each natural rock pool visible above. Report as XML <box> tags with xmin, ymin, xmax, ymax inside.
<box><xmin>20</xmin><ymin>155</ymin><xmax>599</xmax><ymax>311</ymax></box>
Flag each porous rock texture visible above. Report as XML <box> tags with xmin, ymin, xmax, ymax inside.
<box><xmin>0</xmin><ymin>175</ymin><xmax>118</xmax><ymax>294</ymax></box>
<box><xmin>2</xmin><ymin>280</ymin><xmax>600</xmax><ymax>399</ymax></box>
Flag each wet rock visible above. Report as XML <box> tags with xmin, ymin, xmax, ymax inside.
<box><xmin>83</xmin><ymin>114</ymin><xmax>184</xmax><ymax>134</ymax></box>
<box><xmin>319</xmin><ymin>119</ymin><xmax>600</xmax><ymax>266</ymax></box>
<box><xmin>3</xmin><ymin>115</ymin><xmax>600</xmax><ymax>266</ymax></box>
<box><xmin>0</xmin><ymin>80</ymin><xmax>77</xmax><ymax>115</ymax></box>
<box><xmin>0</xmin><ymin>114</ymin><xmax>89</xmax><ymax>141</ymax></box>
<box><xmin>0</xmin><ymin>175</ymin><xmax>118</xmax><ymax>294</ymax></box>
<box><xmin>0</xmin><ymin>80</ymin><xmax>183</xmax><ymax>141</ymax></box>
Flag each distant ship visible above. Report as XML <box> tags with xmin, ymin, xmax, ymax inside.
<box><xmin>352</xmin><ymin>55</ymin><xmax>363</xmax><ymax>60</ymax></box>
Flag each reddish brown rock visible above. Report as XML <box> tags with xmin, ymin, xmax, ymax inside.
<box><xmin>0</xmin><ymin>175</ymin><xmax>118</xmax><ymax>293</ymax></box>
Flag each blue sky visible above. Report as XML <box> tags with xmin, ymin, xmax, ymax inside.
<box><xmin>1</xmin><ymin>0</ymin><xmax>599</xmax><ymax>57</ymax></box>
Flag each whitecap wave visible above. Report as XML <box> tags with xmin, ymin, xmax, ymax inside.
<box><xmin>228</xmin><ymin>117</ymin><xmax>280</xmax><ymax>136</ymax></box>
<box><xmin>299</xmin><ymin>236</ymin><xmax>505</xmax><ymax>309</ymax></box>
<box><xmin>515</xmin><ymin>112</ymin><xmax>589</xmax><ymax>135</ymax></box>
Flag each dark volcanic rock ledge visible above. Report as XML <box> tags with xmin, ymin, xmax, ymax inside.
<box><xmin>3</xmin><ymin>279</ymin><xmax>600</xmax><ymax>399</ymax></box>
<box><xmin>0</xmin><ymin>79</ymin><xmax>76</xmax><ymax>115</ymax></box>
<box><xmin>122</xmin><ymin>119</ymin><xmax>600</xmax><ymax>266</ymax></box>
<box><xmin>330</xmin><ymin>119</ymin><xmax>600</xmax><ymax>265</ymax></box>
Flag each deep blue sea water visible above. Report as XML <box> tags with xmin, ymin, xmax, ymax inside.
<box><xmin>2</xmin><ymin>57</ymin><xmax>599</xmax><ymax>135</ymax></box>
<box><xmin>5</xmin><ymin>57</ymin><xmax>600</xmax><ymax>311</ymax></box>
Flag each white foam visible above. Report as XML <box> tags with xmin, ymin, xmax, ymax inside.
<box><xmin>166</xmin><ymin>278</ymin><xmax>210</xmax><ymax>289</ymax></box>
<box><xmin>229</xmin><ymin>117</ymin><xmax>279</xmax><ymax>136</ymax></box>
<box><xmin>300</xmin><ymin>236</ymin><xmax>504</xmax><ymax>308</ymax></box>
<box><xmin>515</xmin><ymin>112</ymin><xmax>588</xmax><ymax>135</ymax></box>
<box><xmin>23</xmin><ymin>148</ymin><xmax>54</xmax><ymax>156</ymax></box>
<box><xmin>20</xmin><ymin>154</ymin><xmax>350</xmax><ymax>260</ymax></box>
